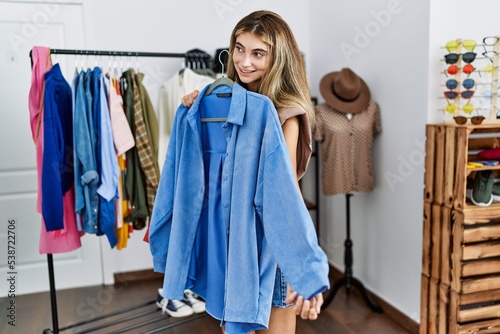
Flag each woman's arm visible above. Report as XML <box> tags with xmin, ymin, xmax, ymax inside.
<box><xmin>281</xmin><ymin>116</ymin><xmax>301</xmax><ymax>193</ymax></box>
<box><xmin>282</xmin><ymin>116</ymin><xmax>323</xmax><ymax>319</ymax></box>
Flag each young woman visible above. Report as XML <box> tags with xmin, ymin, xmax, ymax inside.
<box><xmin>181</xmin><ymin>10</ymin><xmax>324</xmax><ymax>334</ymax></box>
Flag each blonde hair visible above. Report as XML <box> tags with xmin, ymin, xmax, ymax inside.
<box><xmin>226</xmin><ymin>10</ymin><xmax>315</xmax><ymax>125</ymax></box>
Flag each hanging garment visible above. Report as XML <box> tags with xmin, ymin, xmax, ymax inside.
<box><xmin>144</xmin><ymin>68</ymin><xmax>214</xmax><ymax>243</ymax></box>
<box><xmin>134</xmin><ymin>72</ymin><xmax>159</xmax><ymax>213</ymax></box>
<box><xmin>74</xmin><ymin>70</ymin><xmax>99</xmax><ymax>233</ymax></box>
<box><xmin>96</xmin><ymin>72</ymin><xmax>119</xmax><ymax>248</ymax></box>
<box><xmin>41</xmin><ymin>63</ymin><xmax>74</xmax><ymax>231</ymax></box>
<box><xmin>92</xmin><ymin>68</ymin><xmax>102</xmax><ymax>189</ymax></box>
<box><xmin>314</xmin><ymin>101</ymin><xmax>381</xmax><ymax>195</ymax></box>
<box><xmin>116</xmin><ymin>154</ymin><xmax>130</xmax><ymax>250</ymax></box>
<box><xmin>121</xmin><ymin>69</ymin><xmax>148</xmax><ymax>228</ymax></box>
<box><xmin>149</xmin><ymin>82</ymin><xmax>329</xmax><ymax>333</ymax></box>
<box><xmin>188</xmin><ymin>92</ymin><xmax>231</xmax><ymax>320</ymax></box>
<box><xmin>157</xmin><ymin>68</ymin><xmax>214</xmax><ymax>169</ymax></box>
<box><xmin>29</xmin><ymin>46</ymin><xmax>81</xmax><ymax>254</ymax></box>
<box><xmin>106</xmin><ymin>73</ymin><xmax>135</xmax><ymax>156</ymax></box>
<box><xmin>29</xmin><ymin>46</ymin><xmax>51</xmax><ymax>214</ymax></box>
<box><xmin>71</xmin><ymin>70</ymin><xmax>83</xmax><ymax>232</ymax></box>
<box><xmin>106</xmin><ymin>73</ymin><xmax>134</xmax><ymax>234</ymax></box>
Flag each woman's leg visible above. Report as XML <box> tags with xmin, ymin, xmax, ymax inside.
<box><xmin>222</xmin><ymin>307</ymin><xmax>295</xmax><ymax>334</ymax></box>
<box><xmin>256</xmin><ymin>306</ymin><xmax>296</xmax><ymax>334</ymax></box>
<box><xmin>254</xmin><ymin>267</ymin><xmax>296</xmax><ymax>333</ymax></box>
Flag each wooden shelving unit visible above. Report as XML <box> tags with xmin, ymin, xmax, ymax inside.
<box><xmin>421</xmin><ymin>123</ymin><xmax>500</xmax><ymax>334</ymax></box>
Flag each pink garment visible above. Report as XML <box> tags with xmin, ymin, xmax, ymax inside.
<box><xmin>107</xmin><ymin>73</ymin><xmax>135</xmax><ymax>155</ymax></box>
<box><xmin>39</xmin><ymin>187</ymin><xmax>82</xmax><ymax>253</ymax></box>
<box><xmin>29</xmin><ymin>46</ymin><xmax>82</xmax><ymax>254</ymax></box>
<box><xmin>106</xmin><ymin>73</ymin><xmax>134</xmax><ymax>229</ymax></box>
<box><xmin>29</xmin><ymin>46</ymin><xmax>50</xmax><ymax>213</ymax></box>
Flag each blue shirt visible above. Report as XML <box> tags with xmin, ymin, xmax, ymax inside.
<box><xmin>149</xmin><ymin>82</ymin><xmax>329</xmax><ymax>333</ymax></box>
<box><xmin>74</xmin><ymin>70</ymin><xmax>99</xmax><ymax>233</ymax></box>
<box><xmin>96</xmin><ymin>74</ymin><xmax>119</xmax><ymax>248</ymax></box>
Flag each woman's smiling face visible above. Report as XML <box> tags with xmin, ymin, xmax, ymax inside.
<box><xmin>232</xmin><ymin>32</ymin><xmax>271</xmax><ymax>92</ymax></box>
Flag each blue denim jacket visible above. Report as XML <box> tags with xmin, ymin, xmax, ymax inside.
<box><xmin>149</xmin><ymin>83</ymin><xmax>329</xmax><ymax>333</ymax></box>
<box><xmin>74</xmin><ymin>70</ymin><xmax>99</xmax><ymax>233</ymax></box>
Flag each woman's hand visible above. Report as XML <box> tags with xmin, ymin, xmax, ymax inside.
<box><xmin>286</xmin><ymin>285</ymin><xmax>323</xmax><ymax>320</ymax></box>
<box><xmin>181</xmin><ymin>90</ymin><xmax>199</xmax><ymax>107</ymax></box>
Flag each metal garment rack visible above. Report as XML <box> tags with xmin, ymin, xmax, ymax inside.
<box><xmin>33</xmin><ymin>47</ymin><xmax>210</xmax><ymax>334</ymax></box>
<box><xmin>50</xmin><ymin>48</ymin><xmax>187</xmax><ymax>58</ymax></box>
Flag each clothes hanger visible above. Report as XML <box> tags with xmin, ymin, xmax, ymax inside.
<box><xmin>204</xmin><ymin>49</ymin><xmax>233</xmax><ymax>96</ymax></box>
<box><xmin>80</xmin><ymin>52</ymin><xmax>85</xmax><ymax>71</ymax></box>
<box><xmin>198</xmin><ymin>52</ymin><xmax>217</xmax><ymax>79</ymax></box>
<box><xmin>201</xmin><ymin>50</ymin><xmax>232</xmax><ymax>123</ymax></box>
<box><xmin>74</xmin><ymin>54</ymin><xmax>78</xmax><ymax>73</ymax></box>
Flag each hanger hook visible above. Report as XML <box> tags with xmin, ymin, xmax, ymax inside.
<box><xmin>219</xmin><ymin>49</ymin><xmax>229</xmax><ymax>76</ymax></box>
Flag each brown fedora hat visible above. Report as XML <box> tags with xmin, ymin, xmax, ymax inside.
<box><xmin>319</xmin><ymin>68</ymin><xmax>371</xmax><ymax>113</ymax></box>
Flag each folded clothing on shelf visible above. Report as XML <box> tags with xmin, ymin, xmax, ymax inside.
<box><xmin>477</xmin><ymin>147</ymin><xmax>500</xmax><ymax>161</ymax></box>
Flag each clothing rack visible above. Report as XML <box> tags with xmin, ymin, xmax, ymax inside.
<box><xmin>50</xmin><ymin>48</ymin><xmax>186</xmax><ymax>58</ymax></box>
<box><xmin>49</xmin><ymin>48</ymin><xmax>213</xmax><ymax>71</ymax></box>
<box><xmin>33</xmin><ymin>47</ymin><xmax>209</xmax><ymax>334</ymax></box>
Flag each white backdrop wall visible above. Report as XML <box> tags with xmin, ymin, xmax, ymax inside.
<box><xmin>309</xmin><ymin>0</ymin><xmax>430</xmax><ymax>322</ymax></box>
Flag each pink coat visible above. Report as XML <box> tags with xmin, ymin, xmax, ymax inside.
<box><xmin>29</xmin><ymin>46</ymin><xmax>82</xmax><ymax>254</ymax></box>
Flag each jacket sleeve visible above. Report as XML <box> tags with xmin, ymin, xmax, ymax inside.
<box><xmin>41</xmin><ymin>78</ymin><xmax>66</xmax><ymax>231</ymax></box>
<box><xmin>255</xmin><ymin>110</ymin><xmax>330</xmax><ymax>300</ymax></box>
<box><xmin>148</xmin><ymin>105</ymin><xmax>186</xmax><ymax>273</ymax></box>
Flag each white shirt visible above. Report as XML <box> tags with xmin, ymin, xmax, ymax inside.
<box><xmin>157</xmin><ymin>68</ymin><xmax>214</xmax><ymax>170</ymax></box>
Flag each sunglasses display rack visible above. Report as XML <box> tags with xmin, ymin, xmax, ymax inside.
<box><xmin>421</xmin><ymin>123</ymin><xmax>500</xmax><ymax>334</ymax></box>
<box><xmin>441</xmin><ymin>37</ymin><xmax>500</xmax><ymax>125</ymax></box>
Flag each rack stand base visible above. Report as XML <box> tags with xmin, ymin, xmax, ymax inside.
<box><xmin>322</xmin><ymin>193</ymin><xmax>383</xmax><ymax>313</ymax></box>
<box><xmin>43</xmin><ymin>254</ymin><xmax>206</xmax><ymax>333</ymax></box>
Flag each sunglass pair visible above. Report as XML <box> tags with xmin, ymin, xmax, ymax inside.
<box><xmin>481</xmin><ymin>37</ymin><xmax>499</xmax><ymax>65</ymax></box>
<box><xmin>446</xmin><ymin>78</ymin><xmax>474</xmax><ymax>90</ymax></box>
<box><xmin>483</xmin><ymin>36</ymin><xmax>500</xmax><ymax>46</ymax></box>
<box><xmin>446</xmin><ymin>39</ymin><xmax>476</xmax><ymax>52</ymax></box>
<box><xmin>453</xmin><ymin>115</ymin><xmax>485</xmax><ymax>125</ymax></box>
<box><xmin>444</xmin><ymin>52</ymin><xmax>476</xmax><ymax>64</ymax></box>
<box><xmin>444</xmin><ymin>90</ymin><xmax>474</xmax><ymax>99</ymax></box>
<box><xmin>447</xmin><ymin>64</ymin><xmax>475</xmax><ymax>75</ymax></box>
<box><xmin>445</xmin><ymin>103</ymin><xmax>474</xmax><ymax>114</ymax></box>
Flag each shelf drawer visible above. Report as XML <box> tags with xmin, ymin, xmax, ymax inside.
<box><xmin>451</xmin><ymin>211</ymin><xmax>500</xmax><ymax>293</ymax></box>
<box><xmin>449</xmin><ymin>289</ymin><xmax>500</xmax><ymax>333</ymax></box>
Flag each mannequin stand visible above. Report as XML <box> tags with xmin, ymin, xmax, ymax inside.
<box><xmin>322</xmin><ymin>193</ymin><xmax>383</xmax><ymax>313</ymax></box>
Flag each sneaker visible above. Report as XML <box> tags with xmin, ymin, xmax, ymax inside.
<box><xmin>156</xmin><ymin>288</ymin><xmax>194</xmax><ymax>317</ymax></box>
<box><xmin>492</xmin><ymin>182</ymin><xmax>500</xmax><ymax>202</ymax></box>
<box><xmin>183</xmin><ymin>289</ymin><xmax>206</xmax><ymax>313</ymax></box>
<box><xmin>471</xmin><ymin>171</ymin><xmax>494</xmax><ymax>206</ymax></box>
